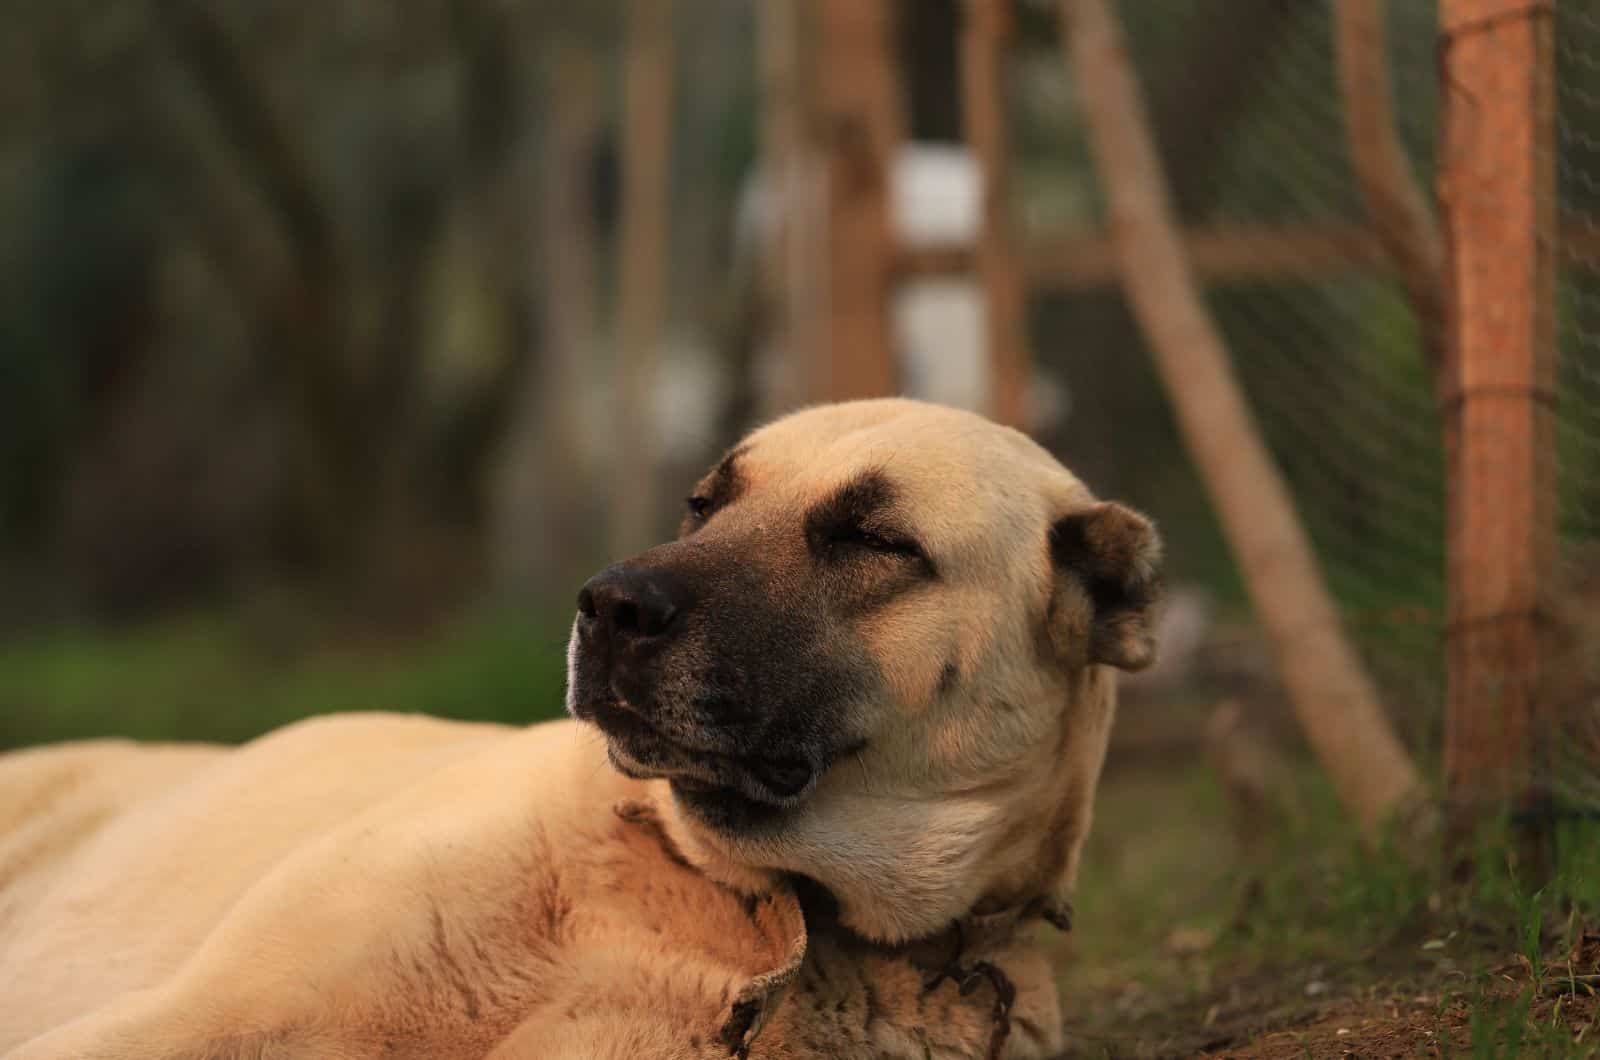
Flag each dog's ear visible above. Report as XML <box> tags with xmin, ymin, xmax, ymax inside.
<box><xmin>1047</xmin><ymin>502</ymin><xmax>1163</xmax><ymax>671</ymax></box>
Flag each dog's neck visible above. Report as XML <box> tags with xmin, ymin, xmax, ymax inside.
<box><xmin>642</xmin><ymin>777</ymin><xmax>1069</xmax><ymax>944</ymax></box>
<box><xmin>613</xmin><ymin>798</ymin><xmax>1061</xmax><ymax>1059</ymax></box>
<box><xmin>635</xmin><ymin>665</ymin><xmax>1111</xmax><ymax>944</ymax></box>
<box><xmin>789</xmin><ymin>873</ymin><xmax>1068</xmax><ymax>966</ymax></box>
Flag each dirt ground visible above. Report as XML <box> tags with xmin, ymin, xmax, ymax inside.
<box><xmin>1055</xmin><ymin>919</ymin><xmax>1599</xmax><ymax>1059</ymax></box>
<box><xmin>1206</xmin><ymin>968</ymin><xmax>1596</xmax><ymax>1058</ymax></box>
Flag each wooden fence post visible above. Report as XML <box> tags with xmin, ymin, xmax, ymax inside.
<box><xmin>814</xmin><ymin>0</ymin><xmax>899</xmax><ymax>402</ymax></box>
<box><xmin>961</xmin><ymin>0</ymin><xmax>1029</xmax><ymax>430</ymax></box>
<box><xmin>1438</xmin><ymin>0</ymin><xmax>1557</xmax><ymax>846</ymax></box>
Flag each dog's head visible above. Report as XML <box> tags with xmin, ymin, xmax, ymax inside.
<box><xmin>567</xmin><ymin>399</ymin><xmax>1161</xmax><ymax>942</ymax></box>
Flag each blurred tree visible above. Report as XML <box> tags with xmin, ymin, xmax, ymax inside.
<box><xmin>611</xmin><ymin>0</ymin><xmax>675</xmax><ymax>561</ymax></box>
<box><xmin>491</xmin><ymin>42</ymin><xmax>601</xmax><ymax>599</ymax></box>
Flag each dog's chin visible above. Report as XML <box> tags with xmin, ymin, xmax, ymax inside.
<box><xmin>665</xmin><ymin>776</ymin><xmax>791</xmax><ymax>834</ymax></box>
<box><xmin>580</xmin><ymin>700</ymin><xmax>821</xmax><ymax>834</ymax></box>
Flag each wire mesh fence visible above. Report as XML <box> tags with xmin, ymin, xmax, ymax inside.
<box><xmin>1036</xmin><ymin>1</ymin><xmax>1448</xmax><ymax>751</ymax></box>
<box><xmin>1552</xmin><ymin>0</ymin><xmax>1600</xmax><ymax>808</ymax></box>
<box><xmin>1031</xmin><ymin>0</ymin><xmax>1597</xmax><ymax>814</ymax></box>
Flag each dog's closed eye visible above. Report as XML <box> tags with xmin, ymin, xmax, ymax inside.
<box><xmin>825</xmin><ymin>524</ymin><xmax>925</xmax><ymax>563</ymax></box>
<box><xmin>805</xmin><ymin>471</ymin><xmax>937</xmax><ymax>576</ymax></box>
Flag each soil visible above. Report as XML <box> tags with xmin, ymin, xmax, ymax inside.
<box><xmin>1055</xmin><ymin>934</ymin><xmax>1600</xmax><ymax>1059</ymax></box>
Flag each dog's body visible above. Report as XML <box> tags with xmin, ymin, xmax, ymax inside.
<box><xmin>0</xmin><ymin>400</ymin><xmax>1160</xmax><ymax>1058</ymax></box>
<box><xmin>0</xmin><ymin>718</ymin><xmax>1060</xmax><ymax>1058</ymax></box>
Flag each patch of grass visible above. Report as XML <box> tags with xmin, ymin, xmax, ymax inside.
<box><xmin>1063</xmin><ymin>762</ymin><xmax>1235</xmax><ymax>979</ymax></box>
<box><xmin>0</xmin><ymin>606</ymin><xmax>572</xmax><ymax>749</ymax></box>
<box><xmin>1059</xmin><ymin>755</ymin><xmax>1600</xmax><ymax>1057</ymax></box>
<box><xmin>1214</xmin><ymin>778</ymin><xmax>1438</xmax><ymax>971</ymax></box>
<box><xmin>1452</xmin><ymin>984</ymin><xmax>1596</xmax><ymax>1060</ymax></box>
<box><xmin>1053</xmin><ymin>762</ymin><xmax>1242</xmax><ymax>1055</ymax></box>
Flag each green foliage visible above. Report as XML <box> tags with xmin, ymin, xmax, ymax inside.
<box><xmin>0</xmin><ymin>607</ymin><xmax>572</xmax><ymax>749</ymax></box>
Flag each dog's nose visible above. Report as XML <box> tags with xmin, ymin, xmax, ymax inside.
<box><xmin>577</xmin><ymin>565</ymin><xmax>685</xmax><ymax>644</ymax></box>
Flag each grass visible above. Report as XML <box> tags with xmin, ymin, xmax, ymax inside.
<box><xmin>1058</xmin><ymin>759</ymin><xmax>1600</xmax><ymax>1057</ymax></box>
<box><xmin>0</xmin><ymin>605</ymin><xmax>573</xmax><ymax>749</ymax></box>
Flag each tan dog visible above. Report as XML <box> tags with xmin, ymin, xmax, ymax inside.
<box><xmin>0</xmin><ymin>399</ymin><xmax>1160</xmax><ymax>1058</ymax></box>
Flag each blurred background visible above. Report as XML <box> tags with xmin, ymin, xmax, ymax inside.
<box><xmin>3</xmin><ymin>0</ymin><xmax>1600</xmax><ymax>1050</ymax></box>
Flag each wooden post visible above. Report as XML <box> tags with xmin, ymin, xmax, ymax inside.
<box><xmin>1061</xmin><ymin>0</ymin><xmax>1425</xmax><ymax>835</ymax></box>
<box><xmin>612</xmin><ymin>0</ymin><xmax>675</xmax><ymax>560</ymax></box>
<box><xmin>1438</xmin><ymin>0</ymin><xmax>1557</xmax><ymax>842</ymax></box>
<box><xmin>813</xmin><ymin>0</ymin><xmax>899</xmax><ymax>402</ymax></box>
<box><xmin>961</xmin><ymin>0</ymin><xmax>1030</xmax><ymax>430</ymax></box>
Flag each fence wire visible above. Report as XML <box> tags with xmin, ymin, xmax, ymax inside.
<box><xmin>1054</xmin><ymin>1</ymin><xmax>1597</xmax><ymax>798</ymax></box>
<box><xmin>1553</xmin><ymin>1</ymin><xmax>1600</xmax><ymax>806</ymax></box>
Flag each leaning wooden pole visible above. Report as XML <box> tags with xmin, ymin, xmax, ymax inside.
<box><xmin>813</xmin><ymin>0</ymin><xmax>899</xmax><ymax>402</ymax></box>
<box><xmin>1061</xmin><ymin>0</ymin><xmax>1424</xmax><ymax>834</ymax></box>
<box><xmin>1333</xmin><ymin>0</ymin><xmax>1449</xmax><ymax>400</ymax></box>
<box><xmin>1438</xmin><ymin>0</ymin><xmax>1557</xmax><ymax>843</ymax></box>
<box><xmin>962</xmin><ymin>0</ymin><xmax>1030</xmax><ymax>430</ymax></box>
<box><xmin>611</xmin><ymin>0</ymin><xmax>675</xmax><ymax>559</ymax></box>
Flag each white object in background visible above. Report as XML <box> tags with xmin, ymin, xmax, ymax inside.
<box><xmin>738</xmin><ymin>142</ymin><xmax>1068</xmax><ymax>432</ymax></box>
<box><xmin>890</xmin><ymin>144</ymin><xmax>989</xmax><ymax>416</ymax></box>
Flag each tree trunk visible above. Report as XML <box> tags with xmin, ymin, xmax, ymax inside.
<box><xmin>156</xmin><ymin>0</ymin><xmax>358</xmax><ymax>569</ymax></box>
<box><xmin>611</xmin><ymin>0</ymin><xmax>676</xmax><ymax>560</ymax></box>
<box><xmin>1060</xmin><ymin>0</ymin><xmax>1425</xmax><ymax>834</ymax></box>
<box><xmin>492</xmin><ymin>44</ymin><xmax>600</xmax><ymax>598</ymax></box>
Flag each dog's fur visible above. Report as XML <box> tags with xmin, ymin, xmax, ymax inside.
<box><xmin>0</xmin><ymin>399</ymin><xmax>1160</xmax><ymax>1058</ymax></box>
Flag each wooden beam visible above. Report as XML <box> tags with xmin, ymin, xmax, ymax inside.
<box><xmin>895</xmin><ymin>219</ymin><xmax>1599</xmax><ymax>289</ymax></box>
<box><xmin>1023</xmin><ymin>223</ymin><xmax>1390</xmax><ymax>289</ymax></box>
<box><xmin>897</xmin><ymin>224</ymin><xmax>1389</xmax><ymax>286</ymax></box>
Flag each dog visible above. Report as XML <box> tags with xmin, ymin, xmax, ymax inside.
<box><xmin>0</xmin><ymin>399</ymin><xmax>1161</xmax><ymax>1057</ymax></box>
